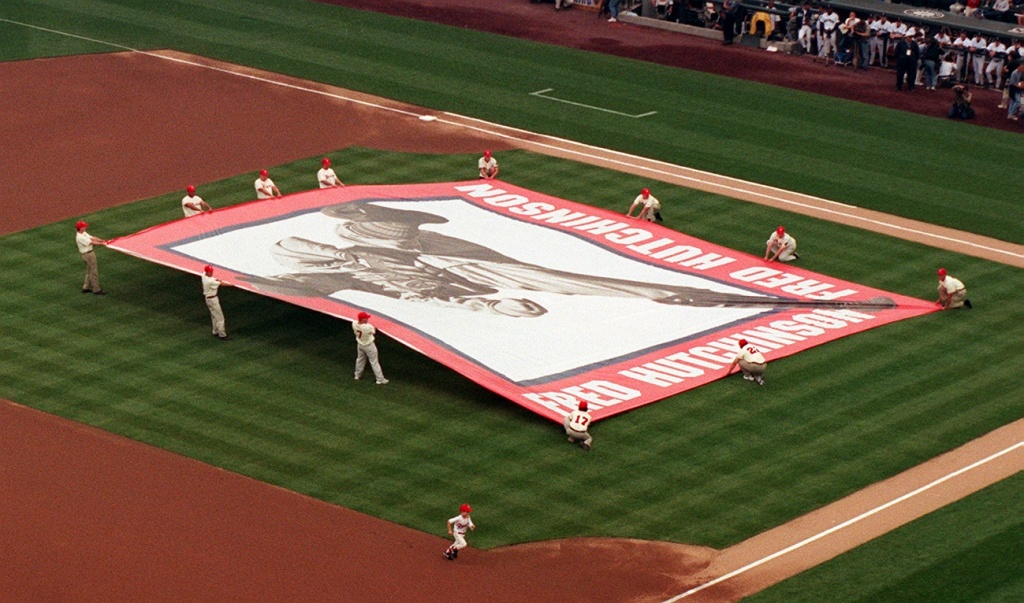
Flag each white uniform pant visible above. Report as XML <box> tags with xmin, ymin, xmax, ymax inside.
<box><xmin>971</xmin><ymin>55</ymin><xmax>986</xmax><ymax>85</ymax></box>
<box><xmin>355</xmin><ymin>342</ymin><xmax>386</xmax><ymax>382</ymax></box>
<box><xmin>564</xmin><ymin>417</ymin><xmax>593</xmax><ymax>446</ymax></box>
<box><xmin>81</xmin><ymin>251</ymin><xmax>101</xmax><ymax>292</ymax></box>
<box><xmin>739</xmin><ymin>359</ymin><xmax>767</xmax><ymax>377</ymax></box>
<box><xmin>938</xmin><ymin>285</ymin><xmax>967</xmax><ymax>309</ymax></box>
<box><xmin>451</xmin><ymin>532</ymin><xmax>468</xmax><ymax>550</ymax></box>
<box><xmin>768</xmin><ymin>240</ymin><xmax>798</xmax><ymax>262</ymax></box>
<box><xmin>868</xmin><ymin>36</ymin><xmax>884</xmax><ymax>66</ymax></box>
<box><xmin>206</xmin><ymin>295</ymin><xmax>226</xmax><ymax>337</ymax></box>
<box><xmin>798</xmin><ymin>25</ymin><xmax>813</xmax><ymax>52</ymax></box>
<box><xmin>818</xmin><ymin>31</ymin><xmax>836</xmax><ymax>60</ymax></box>
<box><xmin>986</xmin><ymin>59</ymin><xmax>1004</xmax><ymax>88</ymax></box>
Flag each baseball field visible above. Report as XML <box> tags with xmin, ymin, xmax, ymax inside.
<box><xmin>1</xmin><ymin>1</ymin><xmax>1022</xmax><ymax>601</ymax></box>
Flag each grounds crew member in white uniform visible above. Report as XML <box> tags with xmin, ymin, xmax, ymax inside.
<box><xmin>626</xmin><ymin>187</ymin><xmax>662</xmax><ymax>222</ymax></box>
<box><xmin>443</xmin><ymin>503</ymin><xmax>476</xmax><ymax>560</ymax></box>
<box><xmin>255</xmin><ymin>169</ymin><xmax>282</xmax><ymax>199</ymax></box>
<box><xmin>936</xmin><ymin>268</ymin><xmax>972</xmax><ymax>309</ymax></box>
<box><xmin>202</xmin><ymin>265</ymin><xmax>231</xmax><ymax>340</ymax></box>
<box><xmin>563</xmin><ymin>400</ymin><xmax>593</xmax><ymax>451</ymax></box>
<box><xmin>478</xmin><ymin>150</ymin><xmax>499</xmax><ymax>179</ymax></box>
<box><xmin>317</xmin><ymin>157</ymin><xmax>344</xmax><ymax>188</ymax></box>
<box><xmin>353</xmin><ymin>311</ymin><xmax>388</xmax><ymax>384</ymax></box>
<box><xmin>764</xmin><ymin>225</ymin><xmax>799</xmax><ymax>262</ymax></box>
<box><xmin>728</xmin><ymin>338</ymin><xmax>767</xmax><ymax>385</ymax></box>
<box><xmin>182</xmin><ymin>185</ymin><xmax>212</xmax><ymax>217</ymax></box>
<box><xmin>75</xmin><ymin>220</ymin><xmax>108</xmax><ymax>295</ymax></box>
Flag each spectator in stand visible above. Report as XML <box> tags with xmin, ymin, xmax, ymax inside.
<box><xmin>798</xmin><ymin>2</ymin><xmax>816</xmax><ymax>55</ymax></box>
<box><xmin>983</xmin><ymin>0</ymin><xmax>1012</xmax><ymax>21</ymax></box>
<box><xmin>817</xmin><ymin>6</ymin><xmax>840</xmax><ymax>63</ymax></box>
<box><xmin>964</xmin><ymin>0</ymin><xmax>983</xmax><ymax>17</ymax></box>
<box><xmin>985</xmin><ymin>38</ymin><xmax>1008</xmax><ymax>88</ymax></box>
<box><xmin>968</xmin><ymin>33</ymin><xmax>988</xmax><ymax>86</ymax></box>
<box><xmin>923</xmin><ymin>37</ymin><xmax>942</xmax><ymax>89</ymax></box>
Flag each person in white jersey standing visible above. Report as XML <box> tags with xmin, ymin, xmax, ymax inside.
<box><xmin>202</xmin><ymin>265</ymin><xmax>231</xmax><ymax>340</ymax></box>
<box><xmin>353</xmin><ymin>311</ymin><xmax>388</xmax><ymax>384</ymax></box>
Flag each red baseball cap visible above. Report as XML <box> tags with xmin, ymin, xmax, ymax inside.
<box><xmin>76</xmin><ymin>220</ymin><xmax>88</xmax><ymax>230</ymax></box>
<box><xmin>322</xmin><ymin>157</ymin><xmax>331</xmax><ymax>166</ymax></box>
<box><xmin>260</xmin><ymin>169</ymin><xmax>269</xmax><ymax>177</ymax></box>
<box><xmin>357</xmin><ymin>311</ymin><xmax>371</xmax><ymax>321</ymax></box>
<box><xmin>186</xmin><ymin>185</ymin><xmax>196</xmax><ymax>195</ymax></box>
<box><xmin>483</xmin><ymin>150</ymin><xmax>491</xmax><ymax>158</ymax></box>
<box><xmin>204</xmin><ymin>265</ymin><xmax>214</xmax><ymax>275</ymax></box>
<box><xmin>738</xmin><ymin>339</ymin><xmax>748</xmax><ymax>347</ymax></box>
<box><xmin>578</xmin><ymin>401</ymin><xmax>588</xmax><ymax>411</ymax></box>
<box><xmin>938</xmin><ymin>268</ymin><xmax>947</xmax><ymax>278</ymax></box>
<box><xmin>460</xmin><ymin>503</ymin><xmax>472</xmax><ymax>513</ymax></box>
<box><xmin>641</xmin><ymin>188</ymin><xmax>650</xmax><ymax>197</ymax></box>
<box><xmin>776</xmin><ymin>226</ymin><xmax>785</xmax><ymax>236</ymax></box>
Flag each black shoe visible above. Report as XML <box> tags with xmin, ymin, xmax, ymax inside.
<box><xmin>443</xmin><ymin>551</ymin><xmax>454</xmax><ymax>560</ymax></box>
<box><xmin>82</xmin><ymin>288</ymin><xmax>91</xmax><ymax>294</ymax></box>
<box><xmin>93</xmin><ymin>290</ymin><xmax>106</xmax><ymax>295</ymax></box>
<box><xmin>964</xmin><ymin>299</ymin><xmax>972</xmax><ymax>309</ymax></box>
<box><xmin>581</xmin><ymin>442</ymin><xmax>591</xmax><ymax>452</ymax></box>
<box><xmin>217</xmin><ymin>335</ymin><xmax>231</xmax><ymax>340</ymax></box>
<box><xmin>793</xmin><ymin>253</ymin><xmax>800</xmax><ymax>259</ymax></box>
<box><xmin>451</xmin><ymin>549</ymin><xmax>458</xmax><ymax>559</ymax></box>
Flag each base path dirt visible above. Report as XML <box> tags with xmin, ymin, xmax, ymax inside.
<box><xmin>1</xmin><ymin>49</ymin><xmax>1021</xmax><ymax>602</ymax></box>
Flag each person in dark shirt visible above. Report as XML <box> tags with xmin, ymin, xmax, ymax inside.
<box><xmin>895</xmin><ymin>36</ymin><xmax>921</xmax><ymax>91</ymax></box>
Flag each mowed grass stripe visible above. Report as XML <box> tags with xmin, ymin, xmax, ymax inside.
<box><xmin>2</xmin><ymin>0</ymin><xmax>1022</xmax><ymax>242</ymax></box>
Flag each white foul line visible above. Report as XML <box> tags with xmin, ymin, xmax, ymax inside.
<box><xmin>530</xmin><ymin>88</ymin><xmax>657</xmax><ymax>118</ymax></box>
<box><xmin>661</xmin><ymin>440</ymin><xmax>1024</xmax><ymax>602</ymax></box>
<box><xmin>3</xmin><ymin>16</ymin><xmax>1020</xmax><ymax>264</ymax></box>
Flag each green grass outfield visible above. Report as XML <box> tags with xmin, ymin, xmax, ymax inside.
<box><xmin>1</xmin><ymin>0</ymin><xmax>1022</xmax><ymax>599</ymax></box>
<box><xmin>749</xmin><ymin>472</ymin><xmax>1024</xmax><ymax>603</ymax></box>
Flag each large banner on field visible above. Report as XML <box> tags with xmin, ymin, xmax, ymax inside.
<box><xmin>110</xmin><ymin>181</ymin><xmax>936</xmax><ymax>423</ymax></box>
